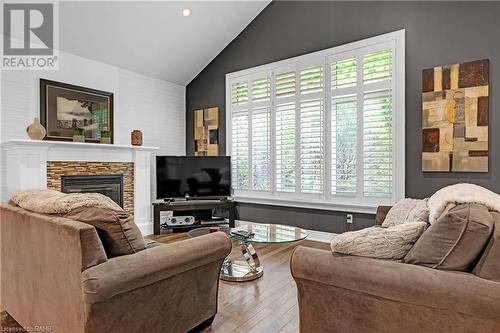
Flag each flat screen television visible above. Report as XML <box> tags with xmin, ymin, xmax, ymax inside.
<box><xmin>156</xmin><ymin>156</ymin><xmax>231</xmax><ymax>199</ymax></box>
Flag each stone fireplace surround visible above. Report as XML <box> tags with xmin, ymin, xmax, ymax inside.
<box><xmin>47</xmin><ymin>162</ymin><xmax>134</xmax><ymax>215</ymax></box>
<box><xmin>2</xmin><ymin>139</ymin><xmax>158</xmax><ymax>235</ymax></box>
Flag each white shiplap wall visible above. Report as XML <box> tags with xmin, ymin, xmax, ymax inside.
<box><xmin>0</xmin><ymin>50</ymin><xmax>186</xmax><ymax>199</ymax></box>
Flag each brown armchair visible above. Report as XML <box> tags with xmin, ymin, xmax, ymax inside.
<box><xmin>1</xmin><ymin>203</ymin><xmax>232</xmax><ymax>333</ymax></box>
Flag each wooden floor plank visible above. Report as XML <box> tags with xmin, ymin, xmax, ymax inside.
<box><xmin>2</xmin><ymin>229</ymin><xmax>329</xmax><ymax>333</ymax></box>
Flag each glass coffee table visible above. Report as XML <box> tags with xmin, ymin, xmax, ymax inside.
<box><xmin>188</xmin><ymin>222</ymin><xmax>307</xmax><ymax>282</ymax></box>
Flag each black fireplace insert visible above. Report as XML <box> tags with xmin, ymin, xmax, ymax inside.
<box><xmin>61</xmin><ymin>174</ymin><xmax>124</xmax><ymax>207</ymax></box>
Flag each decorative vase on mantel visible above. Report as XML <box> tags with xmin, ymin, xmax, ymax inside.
<box><xmin>26</xmin><ymin>117</ymin><xmax>46</xmax><ymax>140</ymax></box>
<box><xmin>131</xmin><ymin>130</ymin><xmax>143</xmax><ymax>146</ymax></box>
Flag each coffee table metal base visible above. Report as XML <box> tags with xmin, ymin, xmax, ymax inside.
<box><xmin>220</xmin><ymin>259</ymin><xmax>263</xmax><ymax>282</ymax></box>
<box><xmin>220</xmin><ymin>242</ymin><xmax>263</xmax><ymax>282</ymax></box>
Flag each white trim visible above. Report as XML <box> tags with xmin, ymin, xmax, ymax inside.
<box><xmin>1</xmin><ymin>139</ymin><xmax>159</xmax><ymax>151</ymax></box>
<box><xmin>226</xmin><ymin>30</ymin><xmax>405</xmax><ymax>214</ymax></box>
<box><xmin>137</xmin><ymin>221</ymin><xmax>153</xmax><ymax>236</ymax></box>
<box><xmin>394</xmin><ymin>30</ymin><xmax>406</xmax><ymax>202</ymax></box>
<box><xmin>324</xmin><ymin>57</ymin><xmax>332</xmax><ymax>201</ymax></box>
<box><xmin>235</xmin><ymin>195</ymin><xmax>377</xmax><ymax>214</ymax></box>
<box><xmin>226</xmin><ymin>30</ymin><xmax>405</xmax><ymax>80</ymax></box>
<box><xmin>305</xmin><ymin>228</ymin><xmax>336</xmax><ymax>243</ymax></box>
<box><xmin>2</xmin><ymin>140</ymin><xmax>156</xmax><ymax>233</ymax></box>
<box><xmin>270</xmin><ymin>70</ymin><xmax>277</xmax><ymax>195</ymax></box>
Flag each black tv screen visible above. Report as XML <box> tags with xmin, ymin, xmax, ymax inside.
<box><xmin>156</xmin><ymin>156</ymin><xmax>231</xmax><ymax>199</ymax></box>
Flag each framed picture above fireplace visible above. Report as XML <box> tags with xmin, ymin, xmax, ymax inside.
<box><xmin>40</xmin><ymin>79</ymin><xmax>114</xmax><ymax>143</ymax></box>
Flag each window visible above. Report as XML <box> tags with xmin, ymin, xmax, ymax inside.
<box><xmin>226</xmin><ymin>30</ymin><xmax>405</xmax><ymax>213</ymax></box>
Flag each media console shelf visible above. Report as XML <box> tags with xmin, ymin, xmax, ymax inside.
<box><xmin>152</xmin><ymin>200</ymin><xmax>236</xmax><ymax>235</ymax></box>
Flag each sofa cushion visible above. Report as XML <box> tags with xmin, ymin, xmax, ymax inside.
<box><xmin>404</xmin><ymin>203</ymin><xmax>494</xmax><ymax>271</ymax></box>
<box><xmin>473</xmin><ymin>211</ymin><xmax>500</xmax><ymax>281</ymax></box>
<box><xmin>145</xmin><ymin>238</ymin><xmax>164</xmax><ymax>249</ymax></box>
<box><xmin>65</xmin><ymin>206</ymin><xmax>145</xmax><ymax>257</ymax></box>
<box><xmin>330</xmin><ymin>222</ymin><xmax>427</xmax><ymax>260</ymax></box>
<box><xmin>382</xmin><ymin>198</ymin><xmax>429</xmax><ymax>227</ymax></box>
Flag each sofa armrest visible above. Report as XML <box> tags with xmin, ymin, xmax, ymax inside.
<box><xmin>375</xmin><ymin>205</ymin><xmax>392</xmax><ymax>225</ymax></box>
<box><xmin>291</xmin><ymin>246</ymin><xmax>500</xmax><ymax>321</ymax></box>
<box><xmin>82</xmin><ymin>232</ymin><xmax>231</xmax><ymax>304</ymax></box>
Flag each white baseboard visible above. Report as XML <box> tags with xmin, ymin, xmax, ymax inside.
<box><xmin>304</xmin><ymin>228</ymin><xmax>336</xmax><ymax>243</ymax></box>
<box><xmin>137</xmin><ymin>222</ymin><xmax>153</xmax><ymax>236</ymax></box>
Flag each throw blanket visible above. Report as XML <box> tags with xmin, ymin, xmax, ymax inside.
<box><xmin>428</xmin><ymin>183</ymin><xmax>500</xmax><ymax>224</ymax></box>
<box><xmin>11</xmin><ymin>189</ymin><xmax>123</xmax><ymax>214</ymax></box>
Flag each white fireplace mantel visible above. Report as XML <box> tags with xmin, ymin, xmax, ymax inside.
<box><xmin>2</xmin><ymin>139</ymin><xmax>158</xmax><ymax>235</ymax></box>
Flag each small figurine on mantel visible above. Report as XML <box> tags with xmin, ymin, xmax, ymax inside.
<box><xmin>131</xmin><ymin>130</ymin><xmax>143</xmax><ymax>146</ymax></box>
<box><xmin>26</xmin><ymin>117</ymin><xmax>46</xmax><ymax>140</ymax></box>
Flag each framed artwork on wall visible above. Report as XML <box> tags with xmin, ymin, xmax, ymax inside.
<box><xmin>421</xmin><ymin>59</ymin><xmax>489</xmax><ymax>172</ymax></box>
<box><xmin>194</xmin><ymin>107</ymin><xmax>219</xmax><ymax>156</ymax></box>
<box><xmin>40</xmin><ymin>79</ymin><xmax>114</xmax><ymax>143</ymax></box>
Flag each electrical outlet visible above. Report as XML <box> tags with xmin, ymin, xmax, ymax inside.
<box><xmin>346</xmin><ymin>214</ymin><xmax>354</xmax><ymax>224</ymax></box>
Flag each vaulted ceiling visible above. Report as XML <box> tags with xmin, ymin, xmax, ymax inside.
<box><xmin>59</xmin><ymin>1</ymin><xmax>270</xmax><ymax>85</ymax></box>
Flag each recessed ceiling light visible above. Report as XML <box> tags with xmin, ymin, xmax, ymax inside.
<box><xmin>182</xmin><ymin>8</ymin><xmax>192</xmax><ymax>17</ymax></box>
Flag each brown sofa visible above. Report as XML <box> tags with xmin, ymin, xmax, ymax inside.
<box><xmin>0</xmin><ymin>203</ymin><xmax>232</xmax><ymax>333</ymax></box>
<box><xmin>291</xmin><ymin>206</ymin><xmax>500</xmax><ymax>333</ymax></box>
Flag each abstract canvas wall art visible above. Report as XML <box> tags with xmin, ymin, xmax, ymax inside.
<box><xmin>194</xmin><ymin>107</ymin><xmax>219</xmax><ymax>156</ymax></box>
<box><xmin>422</xmin><ymin>59</ymin><xmax>489</xmax><ymax>172</ymax></box>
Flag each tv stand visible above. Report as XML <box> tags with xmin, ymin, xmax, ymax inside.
<box><xmin>152</xmin><ymin>199</ymin><xmax>236</xmax><ymax>235</ymax></box>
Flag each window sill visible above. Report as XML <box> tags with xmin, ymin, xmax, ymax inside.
<box><xmin>233</xmin><ymin>195</ymin><xmax>380</xmax><ymax>214</ymax></box>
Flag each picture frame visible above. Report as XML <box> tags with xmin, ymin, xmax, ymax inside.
<box><xmin>194</xmin><ymin>106</ymin><xmax>219</xmax><ymax>156</ymax></box>
<box><xmin>40</xmin><ymin>79</ymin><xmax>114</xmax><ymax>143</ymax></box>
<box><xmin>421</xmin><ymin>59</ymin><xmax>489</xmax><ymax>172</ymax></box>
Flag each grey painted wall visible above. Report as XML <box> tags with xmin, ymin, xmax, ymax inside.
<box><xmin>186</xmin><ymin>1</ymin><xmax>500</xmax><ymax>233</ymax></box>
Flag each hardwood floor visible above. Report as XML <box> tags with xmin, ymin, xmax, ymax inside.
<box><xmin>149</xmin><ymin>231</ymin><xmax>329</xmax><ymax>333</ymax></box>
<box><xmin>1</xmin><ymin>230</ymin><xmax>329</xmax><ymax>333</ymax></box>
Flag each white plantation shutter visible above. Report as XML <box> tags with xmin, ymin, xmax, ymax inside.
<box><xmin>300</xmin><ymin>66</ymin><xmax>323</xmax><ymax>94</ymax></box>
<box><xmin>231</xmin><ymin>112</ymin><xmax>249</xmax><ymax>190</ymax></box>
<box><xmin>252</xmin><ymin>78</ymin><xmax>271</xmax><ymax>102</ymax></box>
<box><xmin>331</xmin><ymin>58</ymin><xmax>357</xmax><ymax>89</ymax></box>
<box><xmin>299</xmin><ymin>64</ymin><xmax>324</xmax><ymax>193</ymax></box>
<box><xmin>276</xmin><ymin>102</ymin><xmax>296</xmax><ymax>192</ymax></box>
<box><xmin>231</xmin><ymin>82</ymin><xmax>248</xmax><ymax>105</ymax></box>
<box><xmin>229</xmin><ymin>74</ymin><xmax>272</xmax><ymax>193</ymax></box>
<box><xmin>331</xmin><ymin>96</ymin><xmax>357</xmax><ymax>196</ymax></box>
<box><xmin>363</xmin><ymin>49</ymin><xmax>392</xmax><ymax>84</ymax></box>
<box><xmin>330</xmin><ymin>56</ymin><xmax>358</xmax><ymax>197</ymax></box>
<box><xmin>300</xmin><ymin>99</ymin><xmax>323</xmax><ymax>193</ymax></box>
<box><xmin>276</xmin><ymin>71</ymin><xmax>296</xmax><ymax>98</ymax></box>
<box><xmin>363</xmin><ymin>90</ymin><xmax>392</xmax><ymax>198</ymax></box>
<box><xmin>252</xmin><ymin>107</ymin><xmax>271</xmax><ymax>191</ymax></box>
<box><xmin>362</xmin><ymin>49</ymin><xmax>393</xmax><ymax>198</ymax></box>
<box><xmin>227</xmin><ymin>31</ymin><xmax>404</xmax><ymax>210</ymax></box>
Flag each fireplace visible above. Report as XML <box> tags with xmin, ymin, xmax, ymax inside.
<box><xmin>47</xmin><ymin>161</ymin><xmax>134</xmax><ymax>215</ymax></box>
<box><xmin>61</xmin><ymin>174</ymin><xmax>124</xmax><ymax>207</ymax></box>
<box><xmin>4</xmin><ymin>140</ymin><xmax>156</xmax><ymax>234</ymax></box>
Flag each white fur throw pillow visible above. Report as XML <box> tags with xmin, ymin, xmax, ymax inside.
<box><xmin>11</xmin><ymin>189</ymin><xmax>122</xmax><ymax>214</ymax></box>
<box><xmin>382</xmin><ymin>198</ymin><xmax>429</xmax><ymax>227</ymax></box>
<box><xmin>331</xmin><ymin>222</ymin><xmax>428</xmax><ymax>260</ymax></box>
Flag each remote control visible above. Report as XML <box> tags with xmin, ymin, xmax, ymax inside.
<box><xmin>232</xmin><ymin>230</ymin><xmax>255</xmax><ymax>238</ymax></box>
